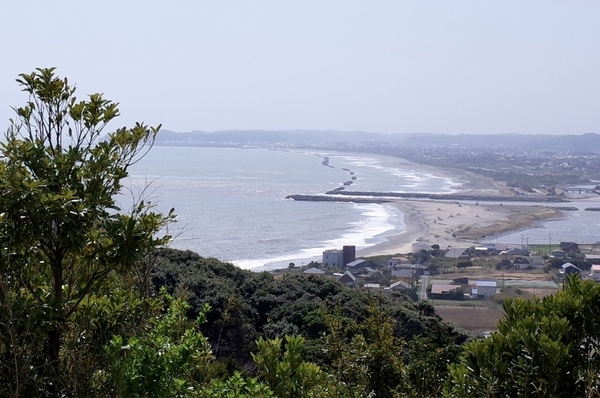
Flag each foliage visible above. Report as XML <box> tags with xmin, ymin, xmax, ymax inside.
<box><xmin>151</xmin><ymin>249</ymin><xmax>470</xmax><ymax>371</ymax></box>
<box><xmin>0</xmin><ymin>68</ymin><xmax>174</xmax><ymax>397</ymax></box>
<box><xmin>253</xmin><ymin>335</ymin><xmax>324</xmax><ymax>398</ymax></box>
<box><xmin>199</xmin><ymin>372</ymin><xmax>274</xmax><ymax>398</ymax></box>
<box><xmin>445</xmin><ymin>276</ymin><xmax>600</xmax><ymax>397</ymax></box>
<box><xmin>103</xmin><ymin>295</ymin><xmax>213</xmax><ymax>397</ymax></box>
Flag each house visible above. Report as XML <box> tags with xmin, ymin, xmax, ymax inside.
<box><xmin>503</xmin><ymin>247</ymin><xmax>527</xmax><ymax>256</ymax></box>
<box><xmin>474</xmin><ymin>281</ymin><xmax>497</xmax><ymax>297</ymax></box>
<box><xmin>528</xmin><ymin>256</ymin><xmax>546</xmax><ymax>269</ymax></box>
<box><xmin>429</xmin><ymin>284</ymin><xmax>463</xmax><ymax>300</ymax></box>
<box><xmin>444</xmin><ymin>248</ymin><xmax>471</xmax><ymax>259</ymax></box>
<box><xmin>346</xmin><ymin>259</ymin><xmax>366</xmax><ymax>268</ymax></box>
<box><xmin>474</xmin><ymin>247</ymin><xmax>489</xmax><ymax>255</ymax></box>
<box><xmin>590</xmin><ymin>265</ymin><xmax>600</xmax><ymax>282</ymax></box>
<box><xmin>513</xmin><ymin>256</ymin><xmax>545</xmax><ymax>270</ymax></box>
<box><xmin>364</xmin><ymin>283</ymin><xmax>381</xmax><ymax>290</ymax></box>
<box><xmin>389</xmin><ymin>280</ymin><xmax>411</xmax><ymax>290</ymax></box>
<box><xmin>383</xmin><ymin>280</ymin><xmax>411</xmax><ymax>295</ymax></box>
<box><xmin>391</xmin><ymin>268</ymin><xmax>413</xmax><ymax>283</ymax></box>
<box><xmin>551</xmin><ymin>250</ymin><xmax>566</xmax><ymax>259</ymax></box>
<box><xmin>337</xmin><ymin>271</ymin><xmax>356</xmax><ymax>286</ymax></box>
<box><xmin>322</xmin><ymin>249</ymin><xmax>344</xmax><ymax>267</ymax></box>
<box><xmin>430</xmin><ymin>284</ymin><xmax>459</xmax><ymax>294</ymax></box>
<box><xmin>585</xmin><ymin>254</ymin><xmax>600</xmax><ymax>262</ymax></box>
<box><xmin>387</xmin><ymin>256</ymin><xmax>410</xmax><ymax>268</ymax></box>
<box><xmin>365</xmin><ymin>270</ymin><xmax>381</xmax><ymax>278</ymax></box>
<box><xmin>560</xmin><ymin>242</ymin><xmax>579</xmax><ymax>253</ymax></box>
<box><xmin>560</xmin><ymin>262</ymin><xmax>581</xmax><ymax>277</ymax></box>
<box><xmin>513</xmin><ymin>256</ymin><xmax>530</xmax><ymax>266</ymax></box>
<box><xmin>391</xmin><ymin>262</ymin><xmax>426</xmax><ymax>274</ymax></box>
<box><xmin>303</xmin><ymin>267</ymin><xmax>326</xmax><ymax>275</ymax></box>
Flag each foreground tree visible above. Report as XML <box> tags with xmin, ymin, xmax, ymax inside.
<box><xmin>445</xmin><ymin>276</ymin><xmax>600</xmax><ymax>397</ymax></box>
<box><xmin>0</xmin><ymin>68</ymin><xmax>174</xmax><ymax>397</ymax></box>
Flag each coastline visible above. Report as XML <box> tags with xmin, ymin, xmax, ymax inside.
<box><xmin>343</xmin><ymin>152</ymin><xmax>563</xmax><ymax>257</ymax></box>
<box><xmin>357</xmin><ymin>200</ymin><xmax>563</xmax><ymax>257</ymax></box>
<box><xmin>253</xmin><ymin>150</ymin><xmax>569</xmax><ymax>270</ymax></box>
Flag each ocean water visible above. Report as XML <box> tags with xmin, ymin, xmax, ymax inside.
<box><xmin>494</xmin><ymin>200</ymin><xmax>600</xmax><ymax>246</ymax></box>
<box><xmin>124</xmin><ymin>146</ymin><xmax>457</xmax><ymax>269</ymax></box>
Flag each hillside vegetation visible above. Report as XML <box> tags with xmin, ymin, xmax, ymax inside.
<box><xmin>3</xmin><ymin>69</ymin><xmax>600</xmax><ymax>397</ymax></box>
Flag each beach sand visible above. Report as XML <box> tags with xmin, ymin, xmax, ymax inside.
<box><xmin>355</xmin><ymin>158</ymin><xmax>563</xmax><ymax>256</ymax></box>
<box><xmin>357</xmin><ymin>200</ymin><xmax>562</xmax><ymax>256</ymax></box>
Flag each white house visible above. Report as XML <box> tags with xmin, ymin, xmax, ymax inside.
<box><xmin>387</xmin><ymin>256</ymin><xmax>410</xmax><ymax>268</ymax></box>
<box><xmin>322</xmin><ymin>249</ymin><xmax>344</xmax><ymax>267</ymax></box>
<box><xmin>590</xmin><ymin>264</ymin><xmax>600</xmax><ymax>282</ymax></box>
<box><xmin>474</xmin><ymin>280</ymin><xmax>497</xmax><ymax>297</ymax></box>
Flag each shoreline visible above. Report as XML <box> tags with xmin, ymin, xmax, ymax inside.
<box><xmin>357</xmin><ymin>200</ymin><xmax>564</xmax><ymax>257</ymax></box>
<box><xmin>252</xmin><ymin>151</ymin><xmax>573</xmax><ymax>271</ymax></box>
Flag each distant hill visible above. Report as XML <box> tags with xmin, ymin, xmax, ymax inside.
<box><xmin>155</xmin><ymin>129</ymin><xmax>600</xmax><ymax>153</ymax></box>
<box><xmin>155</xmin><ymin>129</ymin><xmax>404</xmax><ymax>145</ymax></box>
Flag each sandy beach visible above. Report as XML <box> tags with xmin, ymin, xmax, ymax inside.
<box><xmin>357</xmin><ymin>200</ymin><xmax>562</xmax><ymax>256</ymax></box>
<box><xmin>355</xmin><ymin>157</ymin><xmax>564</xmax><ymax>256</ymax></box>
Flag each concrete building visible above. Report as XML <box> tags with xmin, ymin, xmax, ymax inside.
<box><xmin>322</xmin><ymin>249</ymin><xmax>344</xmax><ymax>267</ymax></box>
<box><xmin>343</xmin><ymin>245</ymin><xmax>356</xmax><ymax>266</ymax></box>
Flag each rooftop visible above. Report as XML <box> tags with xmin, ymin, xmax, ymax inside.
<box><xmin>430</xmin><ymin>284</ymin><xmax>460</xmax><ymax>294</ymax></box>
<box><xmin>347</xmin><ymin>259</ymin><xmax>366</xmax><ymax>267</ymax></box>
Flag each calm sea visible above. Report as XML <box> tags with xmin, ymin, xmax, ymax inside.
<box><xmin>124</xmin><ymin>146</ymin><xmax>457</xmax><ymax>269</ymax></box>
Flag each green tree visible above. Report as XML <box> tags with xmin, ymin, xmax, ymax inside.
<box><xmin>253</xmin><ymin>335</ymin><xmax>324</xmax><ymax>398</ymax></box>
<box><xmin>0</xmin><ymin>68</ymin><xmax>174</xmax><ymax>397</ymax></box>
<box><xmin>324</xmin><ymin>300</ymin><xmax>405</xmax><ymax>398</ymax></box>
<box><xmin>103</xmin><ymin>295</ymin><xmax>214</xmax><ymax>397</ymax></box>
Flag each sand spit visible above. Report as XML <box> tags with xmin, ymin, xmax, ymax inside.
<box><xmin>356</xmin><ymin>200</ymin><xmax>562</xmax><ymax>257</ymax></box>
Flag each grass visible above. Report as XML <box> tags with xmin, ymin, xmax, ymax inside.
<box><xmin>528</xmin><ymin>244</ymin><xmax>554</xmax><ymax>255</ymax></box>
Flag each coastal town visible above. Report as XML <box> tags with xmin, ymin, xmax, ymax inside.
<box><xmin>278</xmin><ymin>240</ymin><xmax>600</xmax><ymax>332</ymax></box>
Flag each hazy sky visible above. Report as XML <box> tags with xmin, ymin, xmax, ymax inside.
<box><xmin>1</xmin><ymin>1</ymin><xmax>599</xmax><ymax>135</ymax></box>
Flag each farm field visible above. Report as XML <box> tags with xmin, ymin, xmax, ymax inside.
<box><xmin>435</xmin><ymin>305</ymin><xmax>504</xmax><ymax>332</ymax></box>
